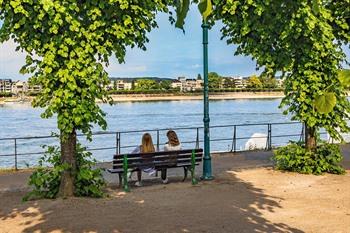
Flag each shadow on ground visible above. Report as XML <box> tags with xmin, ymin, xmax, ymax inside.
<box><xmin>0</xmin><ymin>170</ymin><xmax>303</xmax><ymax>233</ymax></box>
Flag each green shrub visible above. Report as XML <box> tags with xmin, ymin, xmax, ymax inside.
<box><xmin>0</xmin><ymin>92</ymin><xmax>12</xmax><ymax>97</ymax></box>
<box><xmin>272</xmin><ymin>142</ymin><xmax>345</xmax><ymax>175</ymax></box>
<box><xmin>23</xmin><ymin>143</ymin><xmax>105</xmax><ymax>201</ymax></box>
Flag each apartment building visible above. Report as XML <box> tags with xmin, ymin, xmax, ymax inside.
<box><xmin>177</xmin><ymin>77</ymin><xmax>203</xmax><ymax>91</ymax></box>
<box><xmin>11</xmin><ymin>81</ymin><xmax>28</xmax><ymax>95</ymax></box>
<box><xmin>233</xmin><ymin>77</ymin><xmax>248</xmax><ymax>88</ymax></box>
<box><xmin>0</xmin><ymin>79</ymin><xmax>12</xmax><ymax>93</ymax></box>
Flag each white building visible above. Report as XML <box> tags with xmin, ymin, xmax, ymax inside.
<box><xmin>0</xmin><ymin>79</ymin><xmax>12</xmax><ymax>93</ymax></box>
<box><xmin>109</xmin><ymin>79</ymin><xmax>133</xmax><ymax>90</ymax></box>
<box><xmin>171</xmin><ymin>80</ymin><xmax>182</xmax><ymax>90</ymax></box>
<box><xmin>11</xmin><ymin>81</ymin><xmax>28</xmax><ymax>95</ymax></box>
<box><xmin>233</xmin><ymin>77</ymin><xmax>248</xmax><ymax>88</ymax></box>
<box><xmin>176</xmin><ymin>77</ymin><xmax>203</xmax><ymax>92</ymax></box>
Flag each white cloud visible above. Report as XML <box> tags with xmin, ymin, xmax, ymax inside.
<box><xmin>0</xmin><ymin>40</ymin><xmax>28</xmax><ymax>80</ymax></box>
<box><xmin>190</xmin><ymin>64</ymin><xmax>201</xmax><ymax>69</ymax></box>
<box><xmin>106</xmin><ymin>63</ymin><xmax>148</xmax><ymax>76</ymax></box>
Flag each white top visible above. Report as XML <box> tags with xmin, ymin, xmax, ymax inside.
<box><xmin>164</xmin><ymin>143</ymin><xmax>182</xmax><ymax>151</ymax></box>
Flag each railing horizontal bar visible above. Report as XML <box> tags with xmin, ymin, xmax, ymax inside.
<box><xmin>86</xmin><ymin>147</ymin><xmax>117</xmax><ymax>152</ymax></box>
<box><xmin>271</xmin><ymin>134</ymin><xmax>302</xmax><ymax>138</ymax></box>
<box><xmin>0</xmin><ymin>154</ymin><xmax>16</xmax><ymax>157</ymax></box>
<box><xmin>0</xmin><ymin>121</ymin><xmax>302</xmax><ymax>141</ymax></box>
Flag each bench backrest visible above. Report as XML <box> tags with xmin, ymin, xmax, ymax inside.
<box><xmin>112</xmin><ymin>149</ymin><xmax>203</xmax><ymax>170</ymax></box>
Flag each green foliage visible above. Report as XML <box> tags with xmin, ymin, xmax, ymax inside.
<box><xmin>135</xmin><ymin>79</ymin><xmax>159</xmax><ymax>91</ymax></box>
<box><xmin>208</xmin><ymin>72</ymin><xmax>222</xmax><ymax>89</ymax></box>
<box><xmin>159</xmin><ymin>80</ymin><xmax>172</xmax><ymax>90</ymax></box>
<box><xmin>0</xmin><ymin>92</ymin><xmax>12</xmax><ymax>97</ymax></box>
<box><xmin>198</xmin><ymin>0</ymin><xmax>213</xmax><ymax>21</ymax></box>
<box><xmin>339</xmin><ymin>69</ymin><xmax>350</xmax><ymax>89</ymax></box>
<box><xmin>23</xmin><ymin>143</ymin><xmax>105</xmax><ymax>201</ymax></box>
<box><xmin>222</xmin><ymin>78</ymin><xmax>235</xmax><ymax>88</ymax></box>
<box><xmin>246</xmin><ymin>75</ymin><xmax>262</xmax><ymax>88</ymax></box>
<box><xmin>173</xmin><ymin>0</ymin><xmax>214</xmax><ymax>29</ymax></box>
<box><xmin>175</xmin><ymin>0</ymin><xmax>190</xmax><ymax>29</ymax></box>
<box><xmin>314</xmin><ymin>92</ymin><xmax>337</xmax><ymax>114</ymax></box>
<box><xmin>217</xmin><ymin>0</ymin><xmax>350</xmax><ymax>142</ymax></box>
<box><xmin>273</xmin><ymin>142</ymin><xmax>345</xmax><ymax>175</ymax></box>
<box><xmin>0</xmin><ymin>0</ymin><xmax>168</xmax><ymax>140</ymax></box>
<box><xmin>260</xmin><ymin>76</ymin><xmax>278</xmax><ymax>89</ymax></box>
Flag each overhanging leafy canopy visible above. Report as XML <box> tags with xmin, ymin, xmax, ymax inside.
<box><xmin>0</xmin><ymin>0</ymin><xmax>168</xmax><ymax>138</ymax></box>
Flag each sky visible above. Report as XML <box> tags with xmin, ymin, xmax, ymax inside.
<box><xmin>0</xmin><ymin>5</ymin><xmax>349</xmax><ymax>81</ymax></box>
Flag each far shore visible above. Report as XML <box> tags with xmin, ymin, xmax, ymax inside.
<box><xmin>0</xmin><ymin>92</ymin><xmax>285</xmax><ymax>104</ymax></box>
<box><xmin>109</xmin><ymin>91</ymin><xmax>285</xmax><ymax>102</ymax></box>
<box><xmin>1</xmin><ymin>91</ymin><xmax>350</xmax><ymax>104</ymax></box>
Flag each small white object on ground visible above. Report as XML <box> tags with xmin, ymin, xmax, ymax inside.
<box><xmin>244</xmin><ymin>133</ymin><xmax>268</xmax><ymax>151</ymax></box>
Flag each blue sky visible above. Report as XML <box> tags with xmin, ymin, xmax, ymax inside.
<box><xmin>0</xmin><ymin>5</ymin><xmax>349</xmax><ymax>80</ymax></box>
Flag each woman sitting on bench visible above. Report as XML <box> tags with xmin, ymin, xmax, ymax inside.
<box><xmin>161</xmin><ymin>130</ymin><xmax>182</xmax><ymax>184</ymax></box>
<box><xmin>132</xmin><ymin>133</ymin><xmax>156</xmax><ymax>187</ymax></box>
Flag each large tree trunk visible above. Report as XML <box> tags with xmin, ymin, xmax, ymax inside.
<box><xmin>305</xmin><ymin>124</ymin><xmax>317</xmax><ymax>151</ymax></box>
<box><xmin>58</xmin><ymin>129</ymin><xmax>77</xmax><ymax>198</ymax></box>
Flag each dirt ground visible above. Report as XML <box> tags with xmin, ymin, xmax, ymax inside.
<box><xmin>0</xmin><ymin>166</ymin><xmax>349</xmax><ymax>233</ymax></box>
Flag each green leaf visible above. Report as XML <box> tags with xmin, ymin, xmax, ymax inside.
<box><xmin>314</xmin><ymin>92</ymin><xmax>337</xmax><ymax>114</ymax></box>
<box><xmin>175</xmin><ymin>0</ymin><xmax>190</xmax><ymax>29</ymax></box>
<box><xmin>198</xmin><ymin>0</ymin><xmax>213</xmax><ymax>20</ymax></box>
<box><xmin>338</xmin><ymin>69</ymin><xmax>350</xmax><ymax>87</ymax></box>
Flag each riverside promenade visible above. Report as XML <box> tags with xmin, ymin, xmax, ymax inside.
<box><xmin>0</xmin><ymin>145</ymin><xmax>349</xmax><ymax>233</ymax></box>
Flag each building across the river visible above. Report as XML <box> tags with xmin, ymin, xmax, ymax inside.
<box><xmin>0</xmin><ymin>79</ymin><xmax>12</xmax><ymax>93</ymax></box>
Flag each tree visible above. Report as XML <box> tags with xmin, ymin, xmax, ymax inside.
<box><xmin>197</xmin><ymin>73</ymin><xmax>202</xmax><ymax>80</ymax></box>
<box><xmin>216</xmin><ymin>0</ymin><xmax>350</xmax><ymax>151</ymax></box>
<box><xmin>208</xmin><ymin>72</ymin><xmax>222</xmax><ymax>89</ymax></box>
<box><xmin>260</xmin><ymin>76</ymin><xmax>278</xmax><ymax>89</ymax></box>
<box><xmin>222</xmin><ymin>77</ymin><xmax>235</xmax><ymax>88</ymax></box>
<box><xmin>246</xmin><ymin>75</ymin><xmax>262</xmax><ymax>89</ymax></box>
<box><xmin>135</xmin><ymin>79</ymin><xmax>159</xmax><ymax>91</ymax></box>
<box><xmin>159</xmin><ymin>80</ymin><xmax>172</xmax><ymax>90</ymax></box>
<box><xmin>0</xmin><ymin>0</ymin><xmax>168</xmax><ymax>197</ymax></box>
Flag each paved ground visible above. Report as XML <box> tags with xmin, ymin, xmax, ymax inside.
<box><xmin>0</xmin><ymin>145</ymin><xmax>349</xmax><ymax>233</ymax></box>
<box><xmin>0</xmin><ymin>144</ymin><xmax>348</xmax><ymax>192</ymax></box>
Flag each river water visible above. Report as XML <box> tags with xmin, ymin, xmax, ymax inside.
<box><xmin>0</xmin><ymin>98</ymin><xmax>316</xmax><ymax>168</ymax></box>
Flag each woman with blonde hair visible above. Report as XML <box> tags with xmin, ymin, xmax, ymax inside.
<box><xmin>162</xmin><ymin>130</ymin><xmax>182</xmax><ymax>184</ymax></box>
<box><xmin>132</xmin><ymin>133</ymin><xmax>156</xmax><ymax>187</ymax></box>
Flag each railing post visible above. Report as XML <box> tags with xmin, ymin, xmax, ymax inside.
<box><xmin>156</xmin><ymin>130</ymin><xmax>160</xmax><ymax>152</ymax></box>
<box><xmin>14</xmin><ymin>139</ymin><xmax>18</xmax><ymax>171</ymax></box>
<box><xmin>269</xmin><ymin>124</ymin><xmax>272</xmax><ymax>150</ymax></box>
<box><xmin>267</xmin><ymin>124</ymin><xmax>272</xmax><ymax>150</ymax></box>
<box><xmin>115</xmin><ymin>132</ymin><xmax>118</xmax><ymax>155</ymax></box>
<box><xmin>195</xmin><ymin>128</ymin><xmax>199</xmax><ymax>149</ymax></box>
<box><xmin>300</xmin><ymin>123</ymin><xmax>305</xmax><ymax>143</ymax></box>
<box><xmin>231</xmin><ymin>125</ymin><xmax>237</xmax><ymax>152</ymax></box>
<box><xmin>118</xmin><ymin>133</ymin><xmax>121</xmax><ymax>154</ymax></box>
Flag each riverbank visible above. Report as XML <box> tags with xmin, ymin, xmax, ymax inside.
<box><xmin>109</xmin><ymin>91</ymin><xmax>285</xmax><ymax>102</ymax></box>
<box><xmin>1</xmin><ymin>92</ymin><xmax>285</xmax><ymax>104</ymax></box>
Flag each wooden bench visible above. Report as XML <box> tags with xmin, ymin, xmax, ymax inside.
<box><xmin>108</xmin><ymin>149</ymin><xmax>203</xmax><ymax>191</ymax></box>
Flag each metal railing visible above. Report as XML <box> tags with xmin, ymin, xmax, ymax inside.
<box><xmin>0</xmin><ymin>121</ymin><xmax>327</xmax><ymax>170</ymax></box>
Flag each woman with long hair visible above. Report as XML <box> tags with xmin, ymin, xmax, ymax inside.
<box><xmin>162</xmin><ymin>130</ymin><xmax>182</xmax><ymax>184</ymax></box>
<box><xmin>132</xmin><ymin>133</ymin><xmax>156</xmax><ymax>187</ymax></box>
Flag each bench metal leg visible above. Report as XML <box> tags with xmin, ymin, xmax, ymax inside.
<box><xmin>118</xmin><ymin>173</ymin><xmax>123</xmax><ymax>188</ymax></box>
<box><xmin>191</xmin><ymin>150</ymin><xmax>198</xmax><ymax>185</ymax></box>
<box><xmin>123</xmin><ymin>155</ymin><xmax>130</xmax><ymax>192</ymax></box>
<box><xmin>161</xmin><ymin>169</ymin><xmax>167</xmax><ymax>181</ymax></box>
<box><xmin>182</xmin><ymin>167</ymin><xmax>188</xmax><ymax>182</ymax></box>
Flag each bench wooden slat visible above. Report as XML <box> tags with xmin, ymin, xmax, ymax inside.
<box><xmin>113</xmin><ymin>149</ymin><xmax>203</xmax><ymax>159</ymax></box>
<box><xmin>108</xmin><ymin>163</ymin><xmax>200</xmax><ymax>174</ymax></box>
<box><xmin>112</xmin><ymin>158</ymin><xmax>202</xmax><ymax>170</ymax></box>
<box><xmin>112</xmin><ymin>153</ymin><xmax>203</xmax><ymax>164</ymax></box>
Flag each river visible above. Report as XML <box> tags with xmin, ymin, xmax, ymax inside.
<box><xmin>0</xmin><ymin>98</ymin><xmax>314</xmax><ymax>168</ymax></box>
